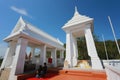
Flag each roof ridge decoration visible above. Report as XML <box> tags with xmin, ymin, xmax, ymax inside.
<box><xmin>9</xmin><ymin>16</ymin><xmax>64</xmax><ymax>46</ymax></box>
<box><xmin>26</xmin><ymin>23</ymin><xmax>64</xmax><ymax>45</ymax></box>
<box><xmin>11</xmin><ymin>16</ymin><xmax>26</xmax><ymax>34</ymax></box>
<box><xmin>57</xmin><ymin>38</ymin><xmax>64</xmax><ymax>45</ymax></box>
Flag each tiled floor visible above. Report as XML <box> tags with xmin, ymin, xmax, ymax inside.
<box><xmin>27</xmin><ymin>69</ymin><xmax>107</xmax><ymax>80</ymax></box>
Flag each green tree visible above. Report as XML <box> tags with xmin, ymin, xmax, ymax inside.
<box><xmin>64</xmin><ymin>34</ymin><xmax>120</xmax><ymax>60</ymax></box>
<box><xmin>77</xmin><ymin>37</ymin><xmax>90</xmax><ymax>60</ymax></box>
<box><xmin>0</xmin><ymin>56</ymin><xmax>3</xmax><ymax>66</ymax></box>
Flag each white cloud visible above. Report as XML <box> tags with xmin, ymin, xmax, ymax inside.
<box><xmin>10</xmin><ymin>6</ymin><xmax>32</xmax><ymax>18</ymax></box>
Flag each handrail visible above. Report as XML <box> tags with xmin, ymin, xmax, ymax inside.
<box><xmin>105</xmin><ymin>65</ymin><xmax>120</xmax><ymax>80</ymax></box>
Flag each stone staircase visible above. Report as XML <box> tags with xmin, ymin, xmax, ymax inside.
<box><xmin>0</xmin><ymin>68</ymin><xmax>11</xmax><ymax>80</ymax></box>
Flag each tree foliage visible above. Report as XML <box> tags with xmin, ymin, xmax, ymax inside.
<box><xmin>77</xmin><ymin>38</ymin><xmax>120</xmax><ymax>59</ymax></box>
<box><xmin>77</xmin><ymin>37</ymin><xmax>90</xmax><ymax>60</ymax></box>
<box><xmin>0</xmin><ymin>56</ymin><xmax>3</xmax><ymax>66</ymax></box>
<box><xmin>64</xmin><ymin>35</ymin><xmax>120</xmax><ymax>60</ymax></box>
<box><xmin>96</xmin><ymin>40</ymin><xmax>120</xmax><ymax>59</ymax></box>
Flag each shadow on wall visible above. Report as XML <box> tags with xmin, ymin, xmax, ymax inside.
<box><xmin>24</xmin><ymin>61</ymin><xmax>36</xmax><ymax>73</ymax></box>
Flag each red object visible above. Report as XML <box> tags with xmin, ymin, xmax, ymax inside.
<box><xmin>48</xmin><ymin>58</ymin><xmax>52</xmax><ymax>63</ymax></box>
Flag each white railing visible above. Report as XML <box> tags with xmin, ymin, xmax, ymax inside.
<box><xmin>105</xmin><ymin>65</ymin><xmax>120</xmax><ymax>80</ymax></box>
<box><xmin>102</xmin><ymin>60</ymin><xmax>120</xmax><ymax>67</ymax></box>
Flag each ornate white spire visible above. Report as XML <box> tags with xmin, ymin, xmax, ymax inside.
<box><xmin>62</xmin><ymin>6</ymin><xmax>93</xmax><ymax>30</ymax></box>
<box><xmin>75</xmin><ymin>6</ymin><xmax>77</xmax><ymax>12</ymax></box>
<box><xmin>11</xmin><ymin>16</ymin><xmax>26</xmax><ymax>34</ymax></box>
<box><xmin>74</xmin><ymin>6</ymin><xmax>79</xmax><ymax>15</ymax></box>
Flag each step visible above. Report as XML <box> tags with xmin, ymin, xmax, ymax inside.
<box><xmin>17</xmin><ymin>72</ymin><xmax>36</xmax><ymax>80</ymax></box>
<box><xmin>59</xmin><ymin>69</ymin><xmax>107</xmax><ymax>79</ymax></box>
<box><xmin>0</xmin><ymin>68</ymin><xmax>11</xmax><ymax>80</ymax></box>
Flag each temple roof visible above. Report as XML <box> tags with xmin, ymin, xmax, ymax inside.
<box><xmin>4</xmin><ymin>17</ymin><xmax>64</xmax><ymax>50</ymax></box>
<box><xmin>62</xmin><ymin>7</ymin><xmax>93</xmax><ymax>30</ymax></box>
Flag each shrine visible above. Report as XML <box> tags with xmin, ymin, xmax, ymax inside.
<box><xmin>62</xmin><ymin>7</ymin><xmax>103</xmax><ymax>69</ymax></box>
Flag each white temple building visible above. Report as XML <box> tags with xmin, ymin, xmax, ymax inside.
<box><xmin>0</xmin><ymin>7</ymin><xmax>104</xmax><ymax>80</ymax></box>
<box><xmin>0</xmin><ymin>17</ymin><xmax>65</xmax><ymax>80</ymax></box>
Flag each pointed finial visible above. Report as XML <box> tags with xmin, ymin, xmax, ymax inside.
<box><xmin>18</xmin><ymin>16</ymin><xmax>26</xmax><ymax>26</ymax></box>
<box><xmin>19</xmin><ymin>16</ymin><xmax>25</xmax><ymax>24</ymax></box>
<box><xmin>75</xmin><ymin>6</ymin><xmax>78</xmax><ymax>12</ymax></box>
<box><xmin>19</xmin><ymin>16</ymin><xmax>23</xmax><ymax>21</ymax></box>
<box><xmin>74</xmin><ymin>6</ymin><xmax>79</xmax><ymax>15</ymax></box>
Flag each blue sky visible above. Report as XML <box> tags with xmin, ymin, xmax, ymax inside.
<box><xmin>0</xmin><ymin>0</ymin><xmax>120</xmax><ymax>57</ymax></box>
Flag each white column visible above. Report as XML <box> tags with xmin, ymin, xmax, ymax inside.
<box><xmin>8</xmin><ymin>38</ymin><xmax>28</xmax><ymax>80</ymax></box>
<box><xmin>72</xmin><ymin>35</ymin><xmax>78</xmax><ymax>67</ymax></box>
<box><xmin>51</xmin><ymin>48</ymin><xmax>57</xmax><ymax>67</ymax></box>
<box><xmin>39</xmin><ymin>45</ymin><xmax>46</xmax><ymax>66</ymax></box>
<box><xmin>15</xmin><ymin>38</ymin><xmax>28</xmax><ymax>74</ymax></box>
<box><xmin>12</xmin><ymin>38</ymin><xmax>28</xmax><ymax>74</ymax></box>
<box><xmin>84</xmin><ymin>25</ymin><xmax>103</xmax><ymax>69</ymax></box>
<box><xmin>65</xmin><ymin>32</ymin><xmax>74</xmax><ymax>67</ymax></box>
<box><xmin>8</xmin><ymin>42</ymin><xmax>17</xmax><ymax>68</ymax></box>
<box><xmin>60</xmin><ymin>50</ymin><xmax>64</xmax><ymax>59</ymax></box>
<box><xmin>0</xmin><ymin>41</ymin><xmax>16</xmax><ymax>70</ymax></box>
<box><xmin>31</xmin><ymin>47</ymin><xmax>35</xmax><ymax>64</ymax></box>
<box><xmin>60</xmin><ymin>50</ymin><xmax>64</xmax><ymax>65</ymax></box>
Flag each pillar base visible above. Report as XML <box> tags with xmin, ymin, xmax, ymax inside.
<box><xmin>72</xmin><ymin>58</ymin><xmax>77</xmax><ymax>67</ymax></box>
<box><xmin>91</xmin><ymin>57</ymin><xmax>103</xmax><ymax>70</ymax></box>
<box><xmin>64</xmin><ymin>59</ymin><xmax>71</xmax><ymax>68</ymax></box>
